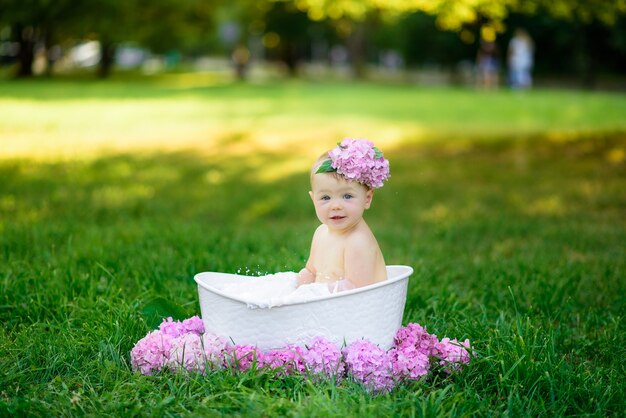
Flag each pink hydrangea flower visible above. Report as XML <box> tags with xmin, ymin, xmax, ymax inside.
<box><xmin>343</xmin><ymin>340</ymin><xmax>395</xmax><ymax>393</ymax></box>
<box><xmin>166</xmin><ymin>333</ymin><xmax>206</xmax><ymax>373</ymax></box>
<box><xmin>393</xmin><ymin>323</ymin><xmax>440</xmax><ymax>355</ymax></box>
<box><xmin>434</xmin><ymin>338</ymin><xmax>472</xmax><ymax>373</ymax></box>
<box><xmin>130</xmin><ymin>330</ymin><xmax>175</xmax><ymax>375</ymax></box>
<box><xmin>159</xmin><ymin>316</ymin><xmax>205</xmax><ymax>338</ymax></box>
<box><xmin>302</xmin><ymin>336</ymin><xmax>345</xmax><ymax>380</ymax></box>
<box><xmin>325</xmin><ymin>138</ymin><xmax>390</xmax><ymax>189</ymax></box>
<box><xmin>181</xmin><ymin>316</ymin><xmax>205</xmax><ymax>335</ymax></box>
<box><xmin>388</xmin><ymin>345</ymin><xmax>430</xmax><ymax>380</ymax></box>
<box><xmin>261</xmin><ymin>345</ymin><xmax>307</xmax><ymax>376</ymax></box>
<box><xmin>130</xmin><ymin>316</ymin><xmax>472</xmax><ymax>394</ymax></box>
<box><xmin>227</xmin><ymin>344</ymin><xmax>261</xmax><ymax>372</ymax></box>
<box><xmin>166</xmin><ymin>332</ymin><xmax>230</xmax><ymax>373</ymax></box>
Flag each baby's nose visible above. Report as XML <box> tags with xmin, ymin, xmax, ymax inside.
<box><xmin>331</xmin><ymin>200</ymin><xmax>343</xmax><ymax>209</ymax></box>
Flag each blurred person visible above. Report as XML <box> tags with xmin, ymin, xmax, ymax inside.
<box><xmin>507</xmin><ymin>29</ymin><xmax>534</xmax><ymax>89</ymax></box>
<box><xmin>476</xmin><ymin>38</ymin><xmax>500</xmax><ymax>89</ymax></box>
<box><xmin>232</xmin><ymin>45</ymin><xmax>250</xmax><ymax>81</ymax></box>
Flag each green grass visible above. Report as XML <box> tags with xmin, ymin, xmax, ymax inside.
<box><xmin>2</xmin><ymin>76</ymin><xmax>626</xmax><ymax>160</ymax></box>
<box><xmin>1</xmin><ymin>77</ymin><xmax>625</xmax><ymax>416</ymax></box>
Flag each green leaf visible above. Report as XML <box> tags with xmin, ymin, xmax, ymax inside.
<box><xmin>315</xmin><ymin>159</ymin><xmax>335</xmax><ymax>174</ymax></box>
<box><xmin>374</xmin><ymin>147</ymin><xmax>383</xmax><ymax>158</ymax></box>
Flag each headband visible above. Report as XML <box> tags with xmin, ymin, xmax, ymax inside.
<box><xmin>316</xmin><ymin>138</ymin><xmax>390</xmax><ymax>189</ymax></box>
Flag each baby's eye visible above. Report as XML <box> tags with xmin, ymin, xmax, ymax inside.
<box><xmin>343</xmin><ymin>194</ymin><xmax>353</xmax><ymax>199</ymax></box>
<box><xmin>321</xmin><ymin>195</ymin><xmax>330</xmax><ymax>201</ymax></box>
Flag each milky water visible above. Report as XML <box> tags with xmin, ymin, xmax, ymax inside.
<box><xmin>210</xmin><ymin>272</ymin><xmax>332</xmax><ymax>308</ymax></box>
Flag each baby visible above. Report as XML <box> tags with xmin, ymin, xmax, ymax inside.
<box><xmin>298</xmin><ymin>138</ymin><xmax>390</xmax><ymax>292</ymax></box>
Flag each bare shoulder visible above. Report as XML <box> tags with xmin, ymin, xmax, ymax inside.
<box><xmin>311</xmin><ymin>223</ymin><xmax>328</xmax><ymax>241</ymax></box>
<box><xmin>346</xmin><ymin>222</ymin><xmax>377</xmax><ymax>243</ymax></box>
<box><xmin>345</xmin><ymin>224</ymin><xmax>381</xmax><ymax>256</ymax></box>
<box><xmin>343</xmin><ymin>225</ymin><xmax>387</xmax><ymax>286</ymax></box>
<box><xmin>314</xmin><ymin>223</ymin><xmax>327</xmax><ymax>235</ymax></box>
<box><xmin>309</xmin><ymin>224</ymin><xmax>328</xmax><ymax>253</ymax></box>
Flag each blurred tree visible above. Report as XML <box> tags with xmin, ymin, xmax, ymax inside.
<box><xmin>1</xmin><ymin>0</ymin><xmax>624</xmax><ymax>82</ymax></box>
<box><xmin>0</xmin><ymin>0</ymin><xmax>218</xmax><ymax>78</ymax></box>
<box><xmin>276</xmin><ymin>0</ymin><xmax>516</xmax><ymax>77</ymax></box>
<box><xmin>75</xmin><ymin>0</ymin><xmax>217</xmax><ymax>77</ymax></box>
<box><xmin>133</xmin><ymin>0</ymin><xmax>217</xmax><ymax>55</ymax></box>
<box><xmin>370</xmin><ymin>12</ymin><xmax>475</xmax><ymax>67</ymax></box>
<box><xmin>504</xmin><ymin>12</ymin><xmax>626</xmax><ymax>86</ymax></box>
<box><xmin>526</xmin><ymin>0</ymin><xmax>626</xmax><ymax>86</ymax></box>
<box><xmin>530</xmin><ymin>0</ymin><xmax>625</xmax><ymax>26</ymax></box>
<box><xmin>0</xmin><ymin>0</ymin><xmax>80</xmax><ymax>77</ymax></box>
<box><xmin>282</xmin><ymin>0</ymin><xmax>626</xmax><ymax>80</ymax></box>
<box><xmin>285</xmin><ymin>0</ymin><xmax>625</xmax><ymax>30</ymax></box>
<box><xmin>263</xmin><ymin>1</ymin><xmax>312</xmax><ymax>75</ymax></box>
<box><xmin>212</xmin><ymin>0</ymin><xmax>270</xmax><ymax>79</ymax></box>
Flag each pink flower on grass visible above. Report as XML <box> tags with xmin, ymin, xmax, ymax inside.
<box><xmin>393</xmin><ymin>323</ymin><xmax>439</xmax><ymax>356</ymax></box>
<box><xmin>181</xmin><ymin>316</ymin><xmax>205</xmax><ymax>335</ymax></box>
<box><xmin>343</xmin><ymin>340</ymin><xmax>395</xmax><ymax>393</ymax></box>
<box><xmin>392</xmin><ymin>323</ymin><xmax>472</xmax><ymax>376</ymax></box>
<box><xmin>434</xmin><ymin>338</ymin><xmax>472</xmax><ymax>373</ymax></box>
<box><xmin>130</xmin><ymin>330</ymin><xmax>175</xmax><ymax>375</ymax></box>
<box><xmin>261</xmin><ymin>345</ymin><xmax>307</xmax><ymax>376</ymax></box>
<box><xmin>227</xmin><ymin>344</ymin><xmax>261</xmax><ymax>372</ymax></box>
<box><xmin>388</xmin><ymin>345</ymin><xmax>430</xmax><ymax>380</ymax></box>
<box><xmin>302</xmin><ymin>336</ymin><xmax>345</xmax><ymax>381</ymax></box>
<box><xmin>166</xmin><ymin>332</ymin><xmax>230</xmax><ymax>373</ymax></box>
<box><xmin>159</xmin><ymin>316</ymin><xmax>205</xmax><ymax>338</ymax></box>
<box><xmin>130</xmin><ymin>316</ymin><xmax>472</xmax><ymax>394</ymax></box>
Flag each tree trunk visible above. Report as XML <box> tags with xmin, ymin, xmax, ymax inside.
<box><xmin>43</xmin><ymin>26</ymin><xmax>56</xmax><ymax>77</ymax></box>
<box><xmin>347</xmin><ymin>21</ymin><xmax>367</xmax><ymax>79</ymax></box>
<box><xmin>282</xmin><ymin>42</ymin><xmax>299</xmax><ymax>77</ymax></box>
<box><xmin>15</xmin><ymin>24</ymin><xmax>35</xmax><ymax>78</ymax></box>
<box><xmin>98</xmin><ymin>42</ymin><xmax>115</xmax><ymax>78</ymax></box>
<box><xmin>575</xmin><ymin>22</ymin><xmax>596</xmax><ymax>89</ymax></box>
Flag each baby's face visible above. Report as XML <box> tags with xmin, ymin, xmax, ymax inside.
<box><xmin>309</xmin><ymin>173</ymin><xmax>373</xmax><ymax>233</ymax></box>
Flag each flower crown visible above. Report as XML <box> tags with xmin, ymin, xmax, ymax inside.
<box><xmin>316</xmin><ymin>138</ymin><xmax>390</xmax><ymax>189</ymax></box>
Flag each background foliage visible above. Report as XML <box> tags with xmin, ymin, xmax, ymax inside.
<box><xmin>0</xmin><ymin>0</ymin><xmax>625</xmax><ymax>82</ymax></box>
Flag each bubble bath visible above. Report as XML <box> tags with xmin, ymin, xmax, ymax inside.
<box><xmin>208</xmin><ymin>271</ymin><xmax>332</xmax><ymax>309</ymax></box>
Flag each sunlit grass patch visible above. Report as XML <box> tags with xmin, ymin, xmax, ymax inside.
<box><xmin>1</xmin><ymin>78</ymin><xmax>625</xmax><ymax>162</ymax></box>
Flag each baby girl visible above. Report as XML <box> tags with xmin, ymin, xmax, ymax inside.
<box><xmin>298</xmin><ymin>138</ymin><xmax>390</xmax><ymax>292</ymax></box>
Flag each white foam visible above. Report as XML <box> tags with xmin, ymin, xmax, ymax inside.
<box><xmin>210</xmin><ymin>271</ymin><xmax>332</xmax><ymax>308</ymax></box>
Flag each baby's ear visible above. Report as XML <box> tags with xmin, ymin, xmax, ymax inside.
<box><xmin>364</xmin><ymin>189</ymin><xmax>374</xmax><ymax>209</ymax></box>
<box><xmin>308</xmin><ymin>190</ymin><xmax>314</xmax><ymax>201</ymax></box>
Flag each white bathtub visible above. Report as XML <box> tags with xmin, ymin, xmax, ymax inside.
<box><xmin>194</xmin><ymin>265</ymin><xmax>413</xmax><ymax>350</ymax></box>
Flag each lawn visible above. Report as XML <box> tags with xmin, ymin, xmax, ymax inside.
<box><xmin>1</xmin><ymin>76</ymin><xmax>625</xmax><ymax>416</ymax></box>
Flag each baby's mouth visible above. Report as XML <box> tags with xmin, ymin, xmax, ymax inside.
<box><xmin>330</xmin><ymin>215</ymin><xmax>345</xmax><ymax>220</ymax></box>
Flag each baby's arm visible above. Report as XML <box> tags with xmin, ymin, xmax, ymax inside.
<box><xmin>297</xmin><ymin>229</ymin><xmax>319</xmax><ymax>287</ymax></box>
<box><xmin>343</xmin><ymin>238</ymin><xmax>381</xmax><ymax>288</ymax></box>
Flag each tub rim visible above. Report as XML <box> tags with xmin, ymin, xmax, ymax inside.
<box><xmin>194</xmin><ymin>265</ymin><xmax>413</xmax><ymax>308</ymax></box>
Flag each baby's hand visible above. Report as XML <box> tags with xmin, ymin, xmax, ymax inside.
<box><xmin>297</xmin><ymin>268</ymin><xmax>315</xmax><ymax>287</ymax></box>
